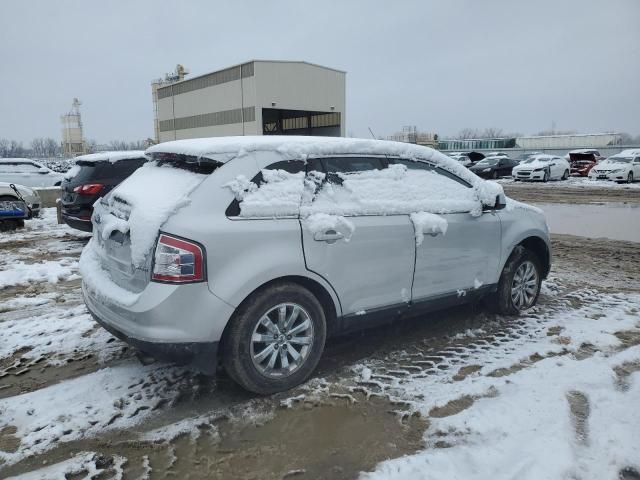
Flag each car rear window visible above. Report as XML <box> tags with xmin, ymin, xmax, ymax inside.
<box><xmin>148</xmin><ymin>152</ymin><xmax>222</xmax><ymax>174</ymax></box>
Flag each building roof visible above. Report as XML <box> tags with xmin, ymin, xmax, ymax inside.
<box><xmin>165</xmin><ymin>60</ymin><xmax>346</xmax><ymax>88</ymax></box>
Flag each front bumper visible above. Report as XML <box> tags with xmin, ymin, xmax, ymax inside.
<box><xmin>514</xmin><ymin>170</ymin><xmax>546</xmax><ymax>181</ymax></box>
<box><xmin>589</xmin><ymin>172</ymin><xmax>627</xmax><ymax>181</ymax></box>
<box><xmin>83</xmin><ymin>280</ymin><xmax>235</xmax><ymax>374</ymax></box>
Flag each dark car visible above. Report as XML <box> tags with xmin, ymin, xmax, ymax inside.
<box><xmin>60</xmin><ymin>151</ymin><xmax>147</xmax><ymax>231</ymax></box>
<box><xmin>468</xmin><ymin>156</ymin><xmax>518</xmax><ymax>179</ymax></box>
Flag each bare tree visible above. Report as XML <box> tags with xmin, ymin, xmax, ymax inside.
<box><xmin>0</xmin><ymin>138</ymin><xmax>8</xmax><ymax>157</ymax></box>
<box><xmin>85</xmin><ymin>139</ymin><xmax>98</xmax><ymax>154</ymax></box>
<box><xmin>8</xmin><ymin>140</ymin><xmax>24</xmax><ymax>157</ymax></box>
<box><xmin>456</xmin><ymin>128</ymin><xmax>480</xmax><ymax>139</ymax></box>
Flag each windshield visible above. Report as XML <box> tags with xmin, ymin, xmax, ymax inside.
<box><xmin>475</xmin><ymin>158</ymin><xmax>499</xmax><ymax>166</ymax></box>
<box><xmin>523</xmin><ymin>157</ymin><xmax>550</xmax><ymax>164</ymax></box>
<box><xmin>606</xmin><ymin>157</ymin><xmax>632</xmax><ymax>164</ymax></box>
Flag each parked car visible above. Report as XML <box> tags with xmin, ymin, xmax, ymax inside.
<box><xmin>80</xmin><ymin>136</ymin><xmax>551</xmax><ymax>394</ymax></box>
<box><xmin>0</xmin><ymin>184</ymin><xmax>31</xmax><ymax>231</ymax></box>
<box><xmin>588</xmin><ymin>149</ymin><xmax>640</xmax><ymax>183</ymax></box>
<box><xmin>512</xmin><ymin>154</ymin><xmax>570</xmax><ymax>182</ymax></box>
<box><xmin>568</xmin><ymin>149</ymin><xmax>602</xmax><ymax>177</ymax></box>
<box><xmin>486</xmin><ymin>152</ymin><xmax>509</xmax><ymax>158</ymax></box>
<box><xmin>0</xmin><ymin>158</ymin><xmax>64</xmax><ymax>187</ymax></box>
<box><xmin>0</xmin><ymin>182</ymin><xmax>41</xmax><ymax>217</ymax></box>
<box><xmin>60</xmin><ymin>151</ymin><xmax>147</xmax><ymax>231</ymax></box>
<box><xmin>468</xmin><ymin>156</ymin><xmax>519</xmax><ymax>179</ymax></box>
<box><xmin>448</xmin><ymin>152</ymin><xmax>472</xmax><ymax>167</ymax></box>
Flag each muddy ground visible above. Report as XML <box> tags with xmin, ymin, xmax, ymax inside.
<box><xmin>0</xmin><ymin>185</ymin><xmax>639</xmax><ymax>479</ymax></box>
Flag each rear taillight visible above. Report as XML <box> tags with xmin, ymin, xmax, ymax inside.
<box><xmin>152</xmin><ymin>233</ymin><xmax>205</xmax><ymax>283</ymax></box>
<box><xmin>73</xmin><ymin>183</ymin><xmax>104</xmax><ymax>195</ymax></box>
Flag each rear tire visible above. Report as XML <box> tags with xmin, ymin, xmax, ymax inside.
<box><xmin>222</xmin><ymin>282</ymin><xmax>327</xmax><ymax>394</ymax></box>
<box><xmin>487</xmin><ymin>247</ymin><xmax>542</xmax><ymax>315</ymax></box>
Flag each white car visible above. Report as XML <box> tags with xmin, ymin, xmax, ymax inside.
<box><xmin>588</xmin><ymin>149</ymin><xmax>640</xmax><ymax>183</ymax></box>
<box><xmin>512</xmin><ymin>154</ymin><xmax>570</xmax><ymax>182</ymax></box>
<box><xmin>0</xmin><ymin>182</ymin><xmax>42</xmax><ymax>217</ymax></box>
<box><xmin>0</xmin><ymin>158</ymin><xmax>64</xmax><ymax>187</ymax></box>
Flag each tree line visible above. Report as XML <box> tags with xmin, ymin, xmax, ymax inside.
<box><xmin>0</xmin><ymin>138</ymin><xmax>150</xmax><ymax>158</ymax></box>
<box><xmin>454</xmin><ymin>128</ymin><xmax>640</xmax><ymax>143</ymax></box>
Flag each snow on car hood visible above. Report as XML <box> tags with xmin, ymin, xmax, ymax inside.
<box><xmin>82</xmin><ymin>162</ymin><xmax>206</xmax><ymax>267</ymax></box>
<box><xmin>514</xmin><ymin>159</ymin><xmax>551</xmax><ymax>170</ymax></box>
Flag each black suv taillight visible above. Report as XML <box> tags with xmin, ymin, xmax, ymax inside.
<box><xmin>151</xmin><ymin>233</ymin><xmax>205</xmax><ymax>283</ymax></box>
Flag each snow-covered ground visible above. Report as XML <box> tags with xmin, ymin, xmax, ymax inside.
<box><xmin>1</xmin><ymin>207</ymin><xmax>639</xmax><ymax>479</ymax></box>
<box><xmin>497</xmin><ymin>176</ymin><xmax>640</xmax><ymax>190</ymax></box>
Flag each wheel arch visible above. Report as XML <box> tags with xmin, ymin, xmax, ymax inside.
<box><xmin>219</xmin><ymin>275</ymin><xmax>341</xmax><ymax>348</ymax></box>
<box><xmin>512</xmin><ymin>236</ymin><xmax>551</xmax><ymax>279</ymax></box>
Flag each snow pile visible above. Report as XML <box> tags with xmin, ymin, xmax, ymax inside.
<box><xmin>74</xmin><ymin>150</ymin><xmax>146</xmax><ymax>164</ymax></box>
<box><xmin>63</xmin><ymin>164</ymin><xmax>81</xmax><ymax>180</ymax></box>
<box><xmin>303</xmin><ymin>213</ymin><xmax>356</xmax><ymax>241</ymax></box>
<box><xmin>225</xmin><ymin>170</ymin><xmax>307</xmax><ymax>217</ymax></box>
<box><xmin>410</xmin><ymin>212</ymin><xmax>448</xmax><ymax>246</ymax></box>
<box><xmin>85</xmin><ymin>163</ymin><xmax>206</xmax><ymax>267</ymax></box>
<box><xmin>0</xmin><ymin>259</ymin><xmax>78</xmax><ymax>288</ymax></box>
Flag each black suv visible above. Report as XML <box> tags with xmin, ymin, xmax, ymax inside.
<box><xmin>60</xmin><ymin>152</ymin><xmax>147</xmax><ymax>231</ymax></box>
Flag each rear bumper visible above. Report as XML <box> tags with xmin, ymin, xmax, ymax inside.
<box><xmin>82</xmin><ymin>278</ymin><xmax>235</xmax><ymax>373</ymax></box>
<box><xmin>62</xmin><ymin>213</ymin><xmax>93</xmax><ymax>232</ymax></box>
<box><xmin>90</xmin><ymin>307</ymin><xmax>219</xmax><ymax>374</ymax></box>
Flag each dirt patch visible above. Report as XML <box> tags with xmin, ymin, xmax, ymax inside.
<box><xmin>503</xmin><ymin>183</ymin><xmax>640</xmax><ymax>205</ymax></box>
<box><xmin>453</xmin><ymin>364</ymin><xmax>482</xmax><ymax>381</ymax></box>
<box><xmin>0</xmin><ymin>426</ymin><xmax>20</xmax><ymax>454</ymax></box>
<box><xmin>429</xmin><ymin>395</ymin><xmax>475</xmax><ymax>418</ymax></box>
<box><xmin>1</xmin><ymin>397</ymin><xmax>427</xmax><ymax>480</ymax></box>
<box><xmin>566</xmin><ymin>390</ymin><xmax>590</xmax><ymax>445</ymax></box>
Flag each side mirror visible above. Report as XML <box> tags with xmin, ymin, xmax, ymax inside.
<box><xmin>494</xmin><ymin>193</ymin><xmax>507</xmax><ymax>210</ymax></box>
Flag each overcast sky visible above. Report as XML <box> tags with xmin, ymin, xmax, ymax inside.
<box><xmin>1</xmin><ymin>0</ymin><xmax>639</xmax><ymax>144</ymax></box>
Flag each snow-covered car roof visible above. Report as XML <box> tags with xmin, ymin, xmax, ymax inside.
<box><xmin>146</xmin><ymin>136</ymin><xmax>503</xmax><ymax>203</ymax></box>
<box><xmin>528</xmin><ymin>154</ymin><xmax>559</xmax><ymax>160</ymax></box>
<box><xmin>74</xmin><ymin>151</ymin><xmax>146</xmax><ymax>163</ymax></box>
<box><xmin>0</xmin><ymin>158</ymin><xmax>46</xmax><ymax>166</ymax></box>
<box><xmin>613</xmin><ymin>149</ymin><xmax>640</xmax><ymax>157</ymax></box>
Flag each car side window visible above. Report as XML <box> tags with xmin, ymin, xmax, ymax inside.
<box><xmin>321</xmin><ymin>156</ymin><xmax>384</xmax><ymax>173</ymax></box>
<box><xmin>391</xmin><ymin>158</ymin><xmax>471</xmax><ymax>188</ymax></box>
<box><xmin>225</xmin><ymin>159</ymin><xmax>306</xmax><ymax>217</ymax></box>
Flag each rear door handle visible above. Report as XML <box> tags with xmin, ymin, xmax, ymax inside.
<box><xmin>314</xmin><ymin>229</ymin><xmax>344</xmax><ymax>243</ymax></box>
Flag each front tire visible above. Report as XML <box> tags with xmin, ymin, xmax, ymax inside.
<box><xmin>542</xmin><ymin>170</ymin><xmax>549</xmax><ymax>182</ymax></box>
<box><xmin>222</xmin><ymin>282</ymin><xmax>327</xmax><ymax>394</ymax></box>
<box><xmin>628</xmin><ymin>172</ymin><xmax>634</xmax><ymax>184</ymax></box>
<box><xmin>562</xmin><ymin>170</ymin><xmax>569</xmax><ymax>180</ymax></box>
<box><xmin>487</xmin><ymin>248</ymin><xmax>542</xmax><ymax>315</ymax></box>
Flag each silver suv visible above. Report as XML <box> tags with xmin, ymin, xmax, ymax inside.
<box><xmin>80</xmin><ymin>137</ymin><xmax>551</xmax><ymax>394</ymax></box>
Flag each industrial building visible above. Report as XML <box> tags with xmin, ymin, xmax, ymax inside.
<box><xmin>439</xmin><ymin>133</ymin><xmax>623</xmax><ymax>153</ymax></box>
<box><xmin>60</xmin><ymin>98</ymin><xmax>86</xmax><ymax>155</ymax></box>
<box><xmin>152</xmin><ymin>60</ymin><xmax>346</xmax><ymax>143</ymax></box>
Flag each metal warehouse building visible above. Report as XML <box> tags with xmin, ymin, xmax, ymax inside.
<box><xmin>153</xmin><ymin>60</ymin><xmax>346</xmax><ymax>142</ymax></box>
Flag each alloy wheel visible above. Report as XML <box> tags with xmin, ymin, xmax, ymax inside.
<box><xmin>510</xmin><ymin>260</ymin><xmax>539</xmax><ymax>310</ymax></box>
<box><xmin>250</xmin><ymin>303</ymin><xmax>315</xmax><ymax>378</ymax></box>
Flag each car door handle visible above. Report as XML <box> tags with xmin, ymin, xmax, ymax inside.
<box><xmin>314</xmin><ymin>229</ymin><xmax>344</xmax><ymax>242</ymax></box>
